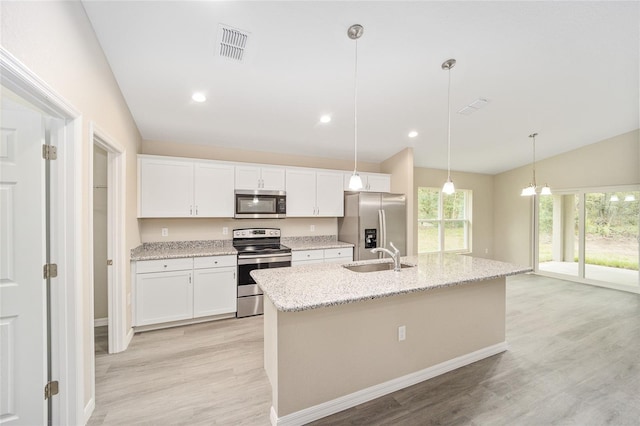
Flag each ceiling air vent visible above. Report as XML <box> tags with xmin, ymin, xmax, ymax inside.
<box><xmin>217</xmin><ymin>25</ymin><xmax>250</xmax><ymax>62</ymax></box>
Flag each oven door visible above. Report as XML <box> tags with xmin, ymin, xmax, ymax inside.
<box><xmin>237</xmin><ymin>254</ymin><xmax>292</xmax><ymax>297</ymax></box>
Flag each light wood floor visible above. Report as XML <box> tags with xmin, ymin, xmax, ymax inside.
<box><xmin>88</xmin><ymin>275</ymin><xmax>640</xmax><ymax>425</ymax></box>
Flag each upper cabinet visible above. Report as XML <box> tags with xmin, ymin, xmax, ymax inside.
<box><xmin>343</xmin><ymin>172</ymin><xmax>391</xmax><ymax>193</ymax></box>
<box><xmin>286</xmin><ymin>168</ymin><xmax>344</xmax><ymax>217</ymax></box>
<box><xmin>138</xmin><ymin>156</ymin><xmax>234</xmax><ymax>218</ymax></box>
<box><xmin>235</xmin><ymin>165</ymin><xmax>285</xmax><ymax>191</ymax></box>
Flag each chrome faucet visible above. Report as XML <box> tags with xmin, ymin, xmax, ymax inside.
<box><xmin>371</xmin><ymin>242</ymin><xmax>401</xmax><ymax>272</ymax></box>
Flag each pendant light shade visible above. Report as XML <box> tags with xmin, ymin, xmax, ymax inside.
<box><xmin>348</xmin><ymin>24</ymin><xmax>364</xmax><ymax>191</ymax></box>
<box><xmin>441</xmin><ymin>59</ymin><xmax>456</xmax><ymax>195</ymax></box>
<box><xmin>521</xmin><ymin>132</ymin><xmax>551</xmax><ymax>196</ymax></box>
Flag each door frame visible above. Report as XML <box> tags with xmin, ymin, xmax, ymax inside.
<box><xmin>87</xmin><ymin>122</ymin><xmax>128</xmax><ymax>418</ymax></box>
<box><xmin>1</xmin><ymin>48</ymin><xmax>83</xmax><ymax>424</ymax></box>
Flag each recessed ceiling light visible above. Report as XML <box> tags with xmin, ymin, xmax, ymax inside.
<box><xmin>408</xmin><ymin>131</ymin><xmax>418</xmax><ymax>138</ymax></box>
<box><xmin>320</xmin><ymin>115</ymin><xmax>331</xmax><ymax>123</ymax></box>
<box><xmin>192</xmin><ymin>93</ymin><xmax>207</xmax><ymax>103</ymax></box>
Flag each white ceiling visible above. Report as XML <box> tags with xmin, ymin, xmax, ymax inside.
<box><xmin>82</xmin><ymin>1</ymin><xmax>639</xmax><ymax>175</ymax></box>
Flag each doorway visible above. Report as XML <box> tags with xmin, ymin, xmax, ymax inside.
<box><xmin>537</xmin><ymin>186</ymin><xmax>640</xmax><ymax>292</ymax></box>
<box><xmin>93</xmin><ymin>144</ymin><xmax>109</xmax><ymax>354</ymax></box>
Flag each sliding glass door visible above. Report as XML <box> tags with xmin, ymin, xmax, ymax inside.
<box><xmin>537</xmin><ymin>187</ymin><xmax>639</xmax><ymax>290</ymax></box>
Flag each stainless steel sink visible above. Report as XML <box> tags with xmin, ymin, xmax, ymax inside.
<box><xmin>342</xmin><ymin>262</ymin><xmax>415</xmax><ymax>273</ymax></box>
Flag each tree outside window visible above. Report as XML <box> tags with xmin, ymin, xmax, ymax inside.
<box><xmin>418</xmin><ymin>187</ymin><xmax>471</xmax><ymax>253</ymax></box>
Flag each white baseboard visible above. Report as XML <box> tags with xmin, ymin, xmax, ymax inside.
<box><xmin>272</xmin><ymin>341</ymin><xmax>509</xmax><ymax>426</ymax></box>
<box><xmin>94</xmin><ymin>317</ymin><xmax>108</xmax><ymax>327</ymax></box>
<box><xmin>83</xmin><ymin>397</ymin><xmax>95</xmax><ymax>425</ymax></box>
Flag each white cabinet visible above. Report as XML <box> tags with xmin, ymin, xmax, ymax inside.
<box><xmin>323</xmin><ymin>248</ymin><xmax>354</xmax><ymax>264</ymax></box>
<box><xmin>138</xmin><ymin>156</ymin><xmax>234</xmax><ymax>218</ymax></box>
<box><xmin>135</xmin><ymin>258</ymin><xmax>194</xmax><ymax>326</ymax></box>
<box><xmin>286</xmin><ymin>168</ymin><xmax>344</xmax><ymax>217</ymax></box>
<box><xmin>292</xmin><ymin>249</ymin><xmax>325</xmax><ymax>265</ymax></box>
<box><xmin>139</xmin><ymin>157</ymin><xmax>193</xmax><ymax>217</ymax></box>
<box><xmin>343</xmin><ymin>172</ymin><xmax>391</xmax><ymax>192</ymax></box>
<box><xmin>291</xmin><ymin>247</ymin><xmax>353</xmax><ymax>266</ymax></box>
<box><xmin>134</xmin><ymin>255</ymin><xmax>237</xmax><ymax>328</ymax></box>
<box><xmin>193</xmin><ymin>256</ymin><xmax>237</xmax><ymax>318</ymax></box>
<box><xmin>235</xmin><ymin>165</ymin><xmax>285</xmax><ymax>190</ymax></box>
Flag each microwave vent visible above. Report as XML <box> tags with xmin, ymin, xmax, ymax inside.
<box><xmin>217</xmin><ymin>24</ymin><xmax>250</xmax><ymax>62</ymax></box>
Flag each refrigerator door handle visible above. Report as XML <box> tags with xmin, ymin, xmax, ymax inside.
<box><xmin>377</xmin><ymin>209</ymin><xmax>384</xmax><ymax>259</ymax></box>
<box><xmin>382</xmin><ymin>209</ymin><xmax>387</xmax><ymax>250</ymax></box>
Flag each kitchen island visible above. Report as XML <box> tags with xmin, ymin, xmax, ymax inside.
<box><xmin>251</xmin><ymin>253</ymin><xmax>530</xmax><ymax>426</ymax></box>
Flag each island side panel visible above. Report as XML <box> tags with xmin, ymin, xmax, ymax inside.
<box><xmin>273</xmin><ymin>278</ymin><xmax>506</xmax><ymax>417</ymax></box>
<box><xmin>264</xmin><ymin>297</ymin><xmax>278</xmax><ymax>412</ymax></box>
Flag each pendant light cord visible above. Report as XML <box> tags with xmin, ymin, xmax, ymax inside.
<box><xmin>446</xmin><ymin>66</ymin><xmax>452</xmax><ymax>181</ymax></box>
<box><xmin>531</xmin><ymin>133</ymin><xmax>537</xmax><ymax>186</ymax></box>
<box><xmin>353</xmin><ymin>37</ymin><xmax>359</xmax><ymax>173</ymax></box>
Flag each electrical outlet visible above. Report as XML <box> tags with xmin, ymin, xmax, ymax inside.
<box><xmin>310</xmin><ymin>225</ymin><xmax>315</xmax><ymax>232</ymax></box>
<box><xmin>398</xmin><ymin>325</ymin><xmax>406</xmax><ymax>341</ymax></box>
<box><xmin>485</xmin><ymin>248</ymin><xmax>489</xmax><ymax>255</ymax></box>
<box><xmin>161</xmin><ymin>228</ymin><xmax>168</xmax><ymax>237</ymax></box>
<box><xmin>222</xmin><ymin>227</ymin><xmax>229</xmax><ymax>235</ymax></box>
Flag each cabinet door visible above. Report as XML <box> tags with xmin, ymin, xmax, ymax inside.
<box><xmin>139</xmin><ymin>158</ymin><xmax>193</xmax><ymax>217</ymax></box>
<box><xmin>316</xmin><ymin>171</ymin><xmax>344</xmax><ymax>217</ymax></box>
<box><xmin>135</xmin><ymin>270</ymin><xmax>193</xmax><ymax>326</ymax></box>
<box><xmin>193</xmin><ymin>267</ymin><xmax>237</xmax><ymax>317</ymax></box>
<box><xmin>366</xmin><ymin>173</ymin><xmax>391</xmax><ymax>192</ymax></box>
<box><xmin>194</xmin><ymin>163</ymin><xmax>235</xmax><ymax>217</ymax></box>
<box><xmin>235</xmin><ymin>165</ymin><xmax>262</xmax><ymax>190</ymax></box>
<box><xmin>285</xmin><ymin>169</ymin><xmax>316</xmax><ymax>217</ymax></box>
<box><xmin>260</xmin><ymin>167</ymin><xmax>286</xmax><ymax>190</ymax></box>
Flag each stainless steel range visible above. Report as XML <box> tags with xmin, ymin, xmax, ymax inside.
<box><xmin>233</xmin><ymin>228</ymin><xmax>291</xmax><ymax>318</ymax></box>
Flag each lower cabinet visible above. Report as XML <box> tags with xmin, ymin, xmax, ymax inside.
<box><xmin>134</xmin><ymin>255</ymin><xmax>237</xmax><ymax>328</ymax></box>
<box><xmin>136</xmin><ymin>269</ymin><xmax>193</xmax><ymax>326</ymax></box>
<box><xmin>291</xmin><ymin>247</ymin><xmax>353</xmax><ymax>266</ymax></box>
<box><xmin>193</xmin><ymin>257</ymin><xmax>237</xmax><ymax>318</ymax></box>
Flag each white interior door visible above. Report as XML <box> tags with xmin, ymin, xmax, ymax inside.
<box><xmin>0</xmin><ymin>104</ymin><xmax>47</xmax><ymax>424</ymax></box>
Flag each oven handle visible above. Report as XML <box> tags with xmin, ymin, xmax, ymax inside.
<box><xmin>238</xmin><ymin>254</ymin><xmax>292</xmax><ymax>265</ymax></box>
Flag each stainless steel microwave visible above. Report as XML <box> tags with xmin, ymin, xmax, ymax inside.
<box><xmin>234</xmin><ymin>190</ymin><xmax>286</xmax><ymax>219</ymax></box>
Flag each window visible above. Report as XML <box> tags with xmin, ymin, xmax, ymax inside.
<box><xmin>417</xmin><ymin>187</ymin><xmax>471</xmax><ymax>253</ymax></box>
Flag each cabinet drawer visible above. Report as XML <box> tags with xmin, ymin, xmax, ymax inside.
<box><xmin>136</xmin><ymin>258</ymin><xmax>193</xmax><ymax>274</ymax></box>
<box><xmin>292</xmin><ymin>250</ymin><xmax>324</xmax><ymax>262</ymax></box>
<box><xmin>324</xmin><ymin>248</ymin><xmax>353</xmax><ymax>260</ymax></box>
<box><xmin>193</xmin><ymin>255</ymin><xmax>236</xmax><ymax>269</ymax></box>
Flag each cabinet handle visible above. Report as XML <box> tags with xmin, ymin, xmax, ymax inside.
<box><xmin>163</xmin><ymin>264</ymin><xmax>168</xmax><ymax>268</ymax></box>
<box><xmin>190</xmin><ymin>205</ymin><xmax>193</xmax><ymax>215</ymax></box>
<box><xmin>189</xmin><ymin>274</ymin><xmax>192</xmax><ymax>284</ymax></box>
<box><xmin>195</xmin><ymin>205</ymin><xmax>198</xmax><ymax>215</ymax></box>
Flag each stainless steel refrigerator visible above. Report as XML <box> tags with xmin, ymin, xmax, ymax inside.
<box><xmin>338</xmin><ymin>192</ymin><xmax>407</xmax><ymax>261</ymax></box>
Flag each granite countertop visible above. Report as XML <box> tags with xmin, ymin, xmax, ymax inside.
<box><xmin>251</xmin><ymin>253</ymin><xmax>532</xmax><ymax>312</ymax></box>
<box><xmin>130</xmin><ymin>240</ymin><xmax>236</xmax><ymax>261</ymax></box>
<box><xmin>282</xmin><ymin>235</ymin><xmax>354</xmax><ymax>251</ymax></box>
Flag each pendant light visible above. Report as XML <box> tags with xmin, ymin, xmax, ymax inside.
<box><xmin>348</xmin><ymin>24</ymin><xmax>364</xmax><ymax>190</ymax></box>
<box><xmin>521</xmin><ymin>132</ymin><xmax>552</xmax><ymax>196</ymax></box>
<box><xmin>441</xmin><ymin>59</ymin><xmax>456</xmax><ymax>195</ymax></box>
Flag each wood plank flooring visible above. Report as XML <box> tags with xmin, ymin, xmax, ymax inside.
<box><xmin>88</xmin><ymin>274</ymin><xmax>640</xmax><ymax>425</ymax></box>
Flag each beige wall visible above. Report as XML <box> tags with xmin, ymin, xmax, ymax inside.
<box><xmin>266</xmin><ymin>278</ymin><xmax>506</xmax><ymax>416</ymax></box>
<box><xmin>140</xmin><ymin>140</ymin><xmax>383</xmax><ymax>241</ymax></box>
<box><xmin>413</xmin><ymin>167</ymin><xmax>494</xmax><ymax>258</ymax></box>
<box><xmin>1</xmin><ymin>0</ymin><xmax>142</xmax><ymax>409</ymax></box>
<box><xmin>381</xmin><ymin>148</ymin><xmax>415</xmax><ymax>255</ymax></box>
<box><xmin>93</xmin><ymin>146</ymin><xmax>108</xmax><ymax>320</ymax></box>
<box><xmin>493</xmin><ymin>129</ymin><xmax>640</xmax><ymax>266</ymax></box>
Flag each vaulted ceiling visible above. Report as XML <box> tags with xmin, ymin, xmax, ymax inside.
<box><xmin>83</xmin><ymin>1</ymin><xmax>639</xmax><ymax>175</ymax></box>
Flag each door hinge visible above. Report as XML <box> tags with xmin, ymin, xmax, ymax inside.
<box><xmin>43</xmin><ymin>263</ymin><xmax>58</xmax><ymax>279</ymax></box>
<box><xmin>44</xmin><ymin>381</ymin><xmax>59</xmax><ymax>400</ymax></box>
<box><xmin>107</xmin><ymin>259</ymin><xmax>113</xmax><ymax>266</ymax></box>
<box><xmin>42</xmin><ymin>144</ymin><xmax>57</xmax><ymax>160</ymax></box>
